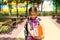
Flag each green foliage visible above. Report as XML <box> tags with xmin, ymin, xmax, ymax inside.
<box><xmin>11</xmin><ymin>14</ymin><xmax>17</xmax><ymax>16</ymax></box>
<box><xmin>43</xmin><ymin>12</ymin><xmax>53</xmax><ymax>16</ymax></box>
<box><xmin>20</xmin><ymin>0</ymin><xmax>25</xmax><ymax>3</ymax></box>
<box><xmin>37</xmin><ymin>12</ymin><xmax>41</xmax><ymax>16</ymax></box>
<box><xmin>0</xmin><ymin>13</ymin><xmax>4</xmax><ymax>16</ymax></box>
<box><xmin>8</xmin><ymin>0</ymin><xmax>12</xmax><ymax>3</ymax></box>
<box><xmin>56</xmin><ymin>13</ymin><xmax>60</xmax><ymax>16</ymax></box>
<box><xmin>0</xmin><ymin>26</ymin><xmax>10</xmax><ymax>33</ymax></box>
<box><xmin>29</xmin><ymin>0</ymin><xmax>42</xmax><ymax>3</ymax></box>
<box><xmin>56</xmin><ymin>0</ymin><xmax>60</xmax><ymax>6</ymax></box>
<box><xmin>38</xmin><ymin>11</ymin><xmax>53</xmax><ymax>16</ymax></box>
<box><xmin>4</xmin><ymin>13</ymin><xmax>9</xmax><ymax>16</ymax></box>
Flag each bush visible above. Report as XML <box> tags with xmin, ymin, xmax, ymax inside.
<box><xmin>37</xmin><ymin>12</ymin><xmax>41</xmax><ymax>16</ymax></box>
<box><xmin>4</xmin><ymin>13</ymin><xmax>9</xmax><ymax>16</ymax></box>
<box><xmin>0</xmin><ymin>26</ymin><xmax>10</xmax><ymax>33</ymax></box>
<box><xmin>11</xmin><ymin>14</ymin><xmax>17</xmax><ymax>16</ymax></box>
<box><xmin>0</xmin><ymin>13</ymin><xmax>4</xmax><ymax>16</ymax></box>
<box><xmin>37</xmin><ymin>11</ymin><xmax>53</xmax><ymax>16</ymax></box>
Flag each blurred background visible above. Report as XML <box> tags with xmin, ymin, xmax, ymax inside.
<box><xmin>0</xmin><ymin>0</ymin><xmax>60</xmax><ymax>16</ymax></box>
<box><xmin>0</xmin><ymin>0</ymin><xmax>60</xmax><ymax>40</ymax></box>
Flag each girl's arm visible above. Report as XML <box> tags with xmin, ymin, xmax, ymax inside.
<box><xmin>27</xmin><ymin>23</ymin><xmax>35</xmax><ymax>38</ymax></box>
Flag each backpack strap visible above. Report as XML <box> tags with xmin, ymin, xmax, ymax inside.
<box><xmin>35</xmin><ymin>18</ymin><xmax>41</xmax><ymax>25</ymax></box>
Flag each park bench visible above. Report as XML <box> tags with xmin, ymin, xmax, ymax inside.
<box><xmin>56</xmin><ymin>16</ymin><xmax>60</xmax><ymax>23</ymax></box>
<box><xmin>0</xmin><ymin>19</ymin><xmax>12</xmax><ymax>28</ymax></box>
<box><xmin>0</xmin><ymin>22</ymin><xmax>4</xmax><ymax>28</ymax></box>
<box><xmin>0</xmin><ymin>16</ymin><xmax>26</xmax><ymax>27</ymax></box>
<box><xmin>52</xmin><ymin>13</ymin><xmax>56</xmax><ymax>19</ymax></box>
<box><xmin>2</xmin><ymin>19</ymin><xmax>16</xmax><ymax>28</ymax></box>
<box><xmin>56</xmin><ymin>13</ymin><xmax>60</xmax><ymax>23</ymax></box>
<box><xmin>2</xmin><ymin>19</ymin><xmax>12</xmax><ymax>26</ymax></box>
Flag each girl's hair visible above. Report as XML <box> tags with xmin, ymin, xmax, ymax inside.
<box><xmin>29</xmin><ymin>7</ymin><xmax>37</xmax><ymax>15</ymax></box>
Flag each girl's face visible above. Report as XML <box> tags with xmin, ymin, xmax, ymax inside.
<box><xmin>29</xmin><ymin>11</ymin><xmax>37</xmax><ymax>20</ymax></box>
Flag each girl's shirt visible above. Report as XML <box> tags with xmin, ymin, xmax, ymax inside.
<box><xmin>28</xmin><ymin>17</ymin><xmax>41</xmax><ymax>30</ymax></box>
<box><xmin>28</xmin><ymin>17</ymin><xmax>41</xmax><ymax>36</ymax></box>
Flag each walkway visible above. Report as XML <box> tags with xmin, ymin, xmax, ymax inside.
<box><xmin>39</xmin><ymin>16</ymin><xmax>60</xmax><ymax>40</ymax></box>
<box><xmin>0</xmin><ymin>16</ymin><xmax>60</xmax><ymax>40</ymax></box>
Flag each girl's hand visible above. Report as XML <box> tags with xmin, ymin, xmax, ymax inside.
<box><xmin>34</xmin><ymin>36</ymin><xmax>44</xmax><ymax>40</ymax></box>
<box><xmin>41</xmin><ymin>35</ymin><xmax>44</xmax><ymax>39</ymax></box>
<box><xmin>34</xmin><ymin>36</ymin><xmax>41</xmax><ymax>40</ymax></box>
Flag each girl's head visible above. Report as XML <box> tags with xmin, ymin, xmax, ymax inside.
<box><xmin>29</xmin><ymin>7</ymin><xmax>37</xmax><ymax>20</ymax></box>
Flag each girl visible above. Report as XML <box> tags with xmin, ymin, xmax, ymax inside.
<box><xmin>26</xmin><ymin>7</ymin><xmax>44</xmax><ymax>40</ymax></box>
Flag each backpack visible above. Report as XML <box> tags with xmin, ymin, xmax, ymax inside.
<box><xmin>24</xmin><ymin>18</ymin><xmax>29</xmax><ymax>40</ymax></box>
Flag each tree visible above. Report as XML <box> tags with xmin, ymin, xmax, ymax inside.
<box><xmin>8</xmin><ymin>0</ymin><xmax>12</xmax><ymax>3</ymax></box>
<box><xmin>20</xmin><ymin>0</ymin><xmax>25</xmax><ymax>3</ymax></box>
<box><xmin>26</xmin><ymin>0</ymin><xmax>43</xmax><ymax>16</ymax></box>
<box><xmin>56</xmin><ymin>0</ymin><xmax>60</xmax><ymax>6</ymax></box>
<box><xmin>8</xmin><ymin>0</ymin><xmax>12</xmax><ymax>16</ymax></box>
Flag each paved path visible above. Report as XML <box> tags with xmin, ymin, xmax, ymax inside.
<box><xmin>16</xmin><ymin>16</ymin><xmax>60</xmax><ymax>40</ymax></box>
<box><xmin>49</xmin><ymin>16</ymin><xmax>60</xmax><ymax>29</ymax></box>
<box><xmin>39</xmin><ymin>16</ymin><xmax>60</xmax><ymax>40</ymax></box>
<box><xmin>0</xmin><ymin>16</ymin><xmax>60</xmax><ymax>40</ymax></box>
